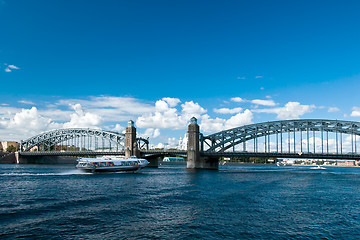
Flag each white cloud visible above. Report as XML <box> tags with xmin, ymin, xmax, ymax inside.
<box><xmin>153</xmin><ymin>142</ymin><xmax>165</xmax><ymax>149</ymax></box>
<box><xmin>0</xmin><ymin>106</ymin><xmax>24</xmax><ymax>119</ymax></box>
<box><xmin>213</xmin><ymin>107</ymin><xmax>243</xmax><ymax>114</ymax></box>
<box><xmin>112</xmin><ymin>124</ymin><xmax>124</xmax><ymax>132</ymax></box>
<box><xmin>63</xmin><ymin>104</ymin><xmax>102</xmax><ymax>129</ymax></box>
<box><xmin>39</xmin><ymin>108</ymin><xmax>72</xmax><ymax>122</ymax></box>
<box><xmin>200</xmin><ymin>109</ymin><xmax>253</xmax><ymax>133</ymax></box>
<box><xmin>4</xmin><ymin>64</ymin><xmax>20</xmax><ymax>73</ymax></box>
<box><xmin>200</xmin><ymin>114</ymin><xmax>226</xmax><ymax>133</ymax></box>
<box><xmin>141</xmin><ymin>128</ymin><xmax>161</xmax><ymax>139</ymax></box>
<box><xmin>136</xmin><ymin>99</ymin><xmax>182</xmax><ymax>129</ymax></box>
<box><xmin>230</xmin><ymin>97</ymin><xmax>245</xmax><ymax>103</ymax></box>
<box><xmin>230</xmin><ymin>97</ymin><xmax>276</xmax><ymax>106</ymax></box>
<box><xmin>8</xmin><ymin>107</ymin><xmax>52</xmax><ymax>130</ymax></box>
<box><xmin>162</xmin><ymin>97</ymin><xmax>180</xmax><ymax>107</ymax></box>
<box><xmin>152</xmin><ymin>129</ymin><xmax>161</xmax><ymax>138</ymax></box>
<box><xmin>255</xmin><ymin>76</ymin><xmax>263</xmax><ymax>79</ymax></box>
<box><xmin>0</xmin><ymin>96</ymin><xmax>329</xmax><ymax>147</ymax></box>
<box><xmin>18</xmin><ymin>100</ymin><xmax>35</xmax><ymax>105</ymax></box>
<box><xmin>136</xmin><ymin>100</ymin><xmax>206</xmax><ymax>130</ymax></box>
<box><xmin>181</xmin><ymin>101</ymin><xmax>207</xmax><ymax>120</ymax></box>
<box><xmin>57</xmin><ymin>96</ymin><xmax>154</xmax><ymax>122</ymax></box>
<box><xmin>57</xmin><ymin>96</ymin><xmax>153</xmax><ymax>114</ymax></box>
<box><xmin>225</xmin><ymin>109</ymin><xmax>253</xmax><ymax>129</ymax></box>
<box><xmin>155</xmin><ymin>100</ymin><xmax>170</xmax><ymax>112</ymax></box>
<box><xmin>151</xmin><ymin>137</ymin><xmax>177</xmax><ymax>149</ymax></box>
<box><xmin>328</xmin><ymin>107</ymin><xmax>340</xmax><ymax>113</ymax></box>
<box><xmin>8</xmin><ymin>65</ymin><xmax>20</xmax><ymax>69</ymax></box>
<box><xmin>351</xmin><ymin>107</ymin><xmax>360</xmax><ymax>117</ymax></box>
<box><xmin>167</xmin><ymin>137</ymin><xmax>177</xmax><ymax>148</ymax></box>
<box><xmin>0</xmin><ymin>107</ymin><xmax>60</xmax><ymax>140</ymax></box>
<box><xmin>254</xmin><ymin>102</ymin><xmax>315</xmax><ymax>119</ymax></box>
<box><xmin>251</xmin><ymin>99</ymin><xmax>276</xmax><ymax>106</ymax></box>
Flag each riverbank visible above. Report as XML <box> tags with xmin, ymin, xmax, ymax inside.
<box><xmin>0</xmin><ymin>152</ymin><xmax>15</xmax><ymax>163</ymax></box>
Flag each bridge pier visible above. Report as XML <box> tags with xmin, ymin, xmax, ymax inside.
<box><xmin>143</xmin><ymin>155</ymin><xmax>159</xmax><ymax>168</ymax></box>
<box><xmin>15</xmin><ymin>152</ymin><xmax>20</xmax><ymax>164</ymax></box>
<box><xmin>125</xmin><ymin>120</ymin><xmax>140</xmax><ymax>158</ymax></box>
<box><xmin>187</xmin><ymin>117</ymin><xmax>218</xmax><ymax>170</ymax></box>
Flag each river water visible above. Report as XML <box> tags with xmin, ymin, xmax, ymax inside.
<box><xmin>0</xmin><ymin>163</ymin><xmax>360</xmax><ymax>239</ymax></box>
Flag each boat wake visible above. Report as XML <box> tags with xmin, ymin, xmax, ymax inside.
<box><xmin>310</xmin><ymin>166</ymin><xmax>327</xmax><ymax>170</ymax></box>
<box><xmin>0</xmin><ymin>170</ymin><xmax>93</xmax><ymax>176</ymax></box>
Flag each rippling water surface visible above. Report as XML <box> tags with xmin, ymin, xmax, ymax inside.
<box><xmin>1</xmin><ymin>163</ymin><xmax>360</xmax><ymax>239</ymax></box>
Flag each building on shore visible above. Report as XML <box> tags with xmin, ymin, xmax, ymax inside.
<box><xmin>0</xmin><ymin>141</ymin><xmax>20</xmax><ymax>152</ymax></box>
<box><xmin>336</xmin><ymin>160</ymin><xmax>355</xmax><ymax>167</ymax></box>
<box><xmin>177</xmin><ymin>134</ymin><xmax>188</xmax><ymax>150</ymax></box>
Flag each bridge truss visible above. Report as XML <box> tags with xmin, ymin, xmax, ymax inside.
<box><xmin>201</xmin><ymin>119</ymin><xmax>360</xmax><ymax>155</ymax></box>
<box><xmin>20</xmin><ymin>128</ymin><xmax>149</xmax><ymax>152</ymax></box>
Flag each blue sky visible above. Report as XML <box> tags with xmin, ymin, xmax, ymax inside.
<box><xmin>1</xmin><ymin>0</ymin><xmax>360</xmax><ymax>148</ymax></box>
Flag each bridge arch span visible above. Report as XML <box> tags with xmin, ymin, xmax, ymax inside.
<box><xmin>202</xmin><ymin>119</ymin><xmax>360</xmax><ymax>154</ymax></box>
<box><xmin>20</xmin><ymin>128</ymin><xmax>148</xmax><ymax>152</ymax></box>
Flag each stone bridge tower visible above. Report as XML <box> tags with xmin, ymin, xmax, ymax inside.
<box><xmin>187</xmin><ymin>117</ymin><xmax>218</xmax><ymax>169</ymax></box>
<box><xmin>125</xmin><ymin>120</ymin><xmax>139</xmax><ymax>158</ymax></box>
<box><xmin>187</xmin><ymin>117</ymin><xmax>200</xmax><ymax>168</ymax></box>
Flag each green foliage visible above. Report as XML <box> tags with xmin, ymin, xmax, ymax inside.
<box><xmin>6</xmin><ymin>145</ymin><xmax>18</xmax><ymax>153</ymax></box>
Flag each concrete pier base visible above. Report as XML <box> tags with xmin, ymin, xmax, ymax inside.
<box><xmin>187</xmin><ymin>155</ymin><xmax>219</xmax><ymax>170</ymax></box>
<box><xmin>146</xmin><ymin>157</ymin><xmax>159</xmax><ymax>168</ymax></box>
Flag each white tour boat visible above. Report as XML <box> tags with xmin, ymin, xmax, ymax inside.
<box><xmin>76</xmin><ymin>156</ymin><xmax>149</xmax><ymax>173</ymax></box>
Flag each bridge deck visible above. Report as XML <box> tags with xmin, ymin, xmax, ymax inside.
<box><xmin>19</xmin><ymin>151</ymin><xmax>126</xmax><ymax>156</ymax></box>
<box><xmin>19</xmin><ymin>150</ymin><xmax>360</xmax><ymax>160</ymax></box>
<box><xmin>202</xmin><ymin>151</ymin><xmax>360</xmax><ymax>160</ymax></box>
<box><xmin>19</xmin><ymin>150</ymin><xmax>187</xmax><ymax>157</ymax></box>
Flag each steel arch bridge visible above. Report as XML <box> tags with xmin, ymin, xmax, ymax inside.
<box><xmin>20</xmin><ymin>128</ymin><xmax>149</xmax><ymax>152</ymax></box>
<box><xmin>201</xmin><ymin>119</ymin><xmax>360</xmax><ymax>155</ymax></box>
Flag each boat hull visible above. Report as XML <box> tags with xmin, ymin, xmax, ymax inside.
<box><xmin>76</xmin><ymin>157</ymin><xmax>149</xmax><ymax>173</ymax></box>
<box><xmin>77</xmin><ymin>166</ymin><xmax>146</xmax><ymax>173</ymax></box>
